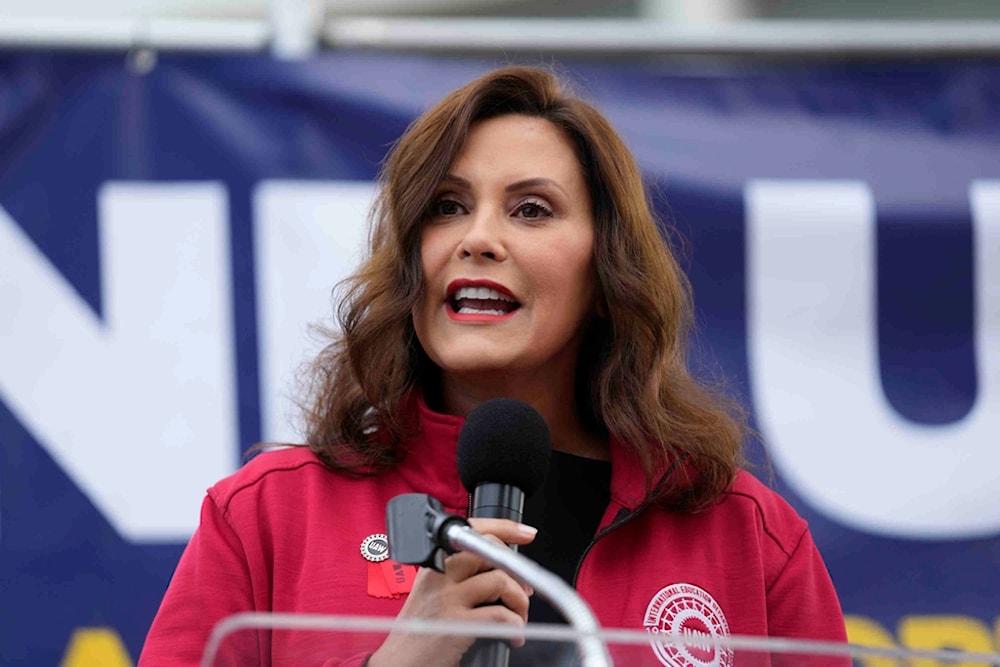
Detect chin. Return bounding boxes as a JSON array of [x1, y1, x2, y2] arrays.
[[439, 357, 512, 375], [429, 336, 517, 367]]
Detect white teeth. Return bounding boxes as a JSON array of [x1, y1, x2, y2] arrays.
[[454, 286, 514, 302], [457, 307, 508, 316]]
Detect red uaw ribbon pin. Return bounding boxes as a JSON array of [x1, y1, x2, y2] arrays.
[[362, 533, 417, 599]]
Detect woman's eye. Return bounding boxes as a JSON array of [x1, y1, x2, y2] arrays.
[[516, 201, 553, 219], [434, 199, 465, 216]]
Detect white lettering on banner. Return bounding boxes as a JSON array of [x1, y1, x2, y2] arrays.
[[746, 180, 1000, 539], [0, 183, 237, 541], [254, 180, 376, 444]]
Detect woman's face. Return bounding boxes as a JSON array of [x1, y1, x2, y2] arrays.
[[413, 114, 598, 391]]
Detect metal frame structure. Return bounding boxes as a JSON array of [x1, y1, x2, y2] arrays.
[[323, 17, 1000, 57], [3, 13, 1000, 58]]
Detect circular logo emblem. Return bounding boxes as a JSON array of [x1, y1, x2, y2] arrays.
[[643, 583, 732, 667], [360, 534, 390, 563]]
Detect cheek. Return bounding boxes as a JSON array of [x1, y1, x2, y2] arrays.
[[419, 227, 452, 269], [549, 241, 596, 295], [528, 262, 597, 325]]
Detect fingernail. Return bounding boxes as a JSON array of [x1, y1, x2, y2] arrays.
[[518, 524, 538, 538]]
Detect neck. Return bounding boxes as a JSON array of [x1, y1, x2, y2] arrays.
[[434, 372, 610, 461]]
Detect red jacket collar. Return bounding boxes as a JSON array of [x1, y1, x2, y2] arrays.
[[396, 391, 676, 514]]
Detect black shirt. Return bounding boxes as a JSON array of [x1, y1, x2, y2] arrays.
[[519, 449, 612, 625]]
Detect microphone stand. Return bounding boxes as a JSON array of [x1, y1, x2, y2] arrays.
[[387, 494, 612, 667]]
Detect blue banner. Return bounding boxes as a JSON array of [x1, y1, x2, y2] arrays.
[[1, 51, 998, 664]]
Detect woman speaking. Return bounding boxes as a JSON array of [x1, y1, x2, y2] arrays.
[[140, 65, 847, 666]]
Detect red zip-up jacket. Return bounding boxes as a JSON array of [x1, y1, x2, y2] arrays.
[[139, 396, 847, 666]]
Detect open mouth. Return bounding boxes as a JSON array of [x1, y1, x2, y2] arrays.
[[448, 286, 521, 317]]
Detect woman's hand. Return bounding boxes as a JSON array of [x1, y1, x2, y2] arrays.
[[366, 518, 538, 667]]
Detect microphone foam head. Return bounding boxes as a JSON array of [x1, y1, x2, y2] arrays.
[[457, 398, 552, 497]]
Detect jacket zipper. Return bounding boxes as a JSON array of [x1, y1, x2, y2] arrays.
[[570, 502, 648, 587], [570, 456, 686, 588], [465, 455, 686, 587], [464, 489, 647, 583]]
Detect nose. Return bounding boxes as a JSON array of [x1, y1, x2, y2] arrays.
[[458, 207, 507, 261]]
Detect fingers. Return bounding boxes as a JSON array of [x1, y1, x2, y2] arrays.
[[373, 568, 529, 666], [440, 534, 533, 597], [442, 530, 519, 577], [454, 569, 531, 649], [378, 519, 537, 666], [398, 519, 536, 623], [455, 569, 531, 622], [441, 550, 490, 582], [466, 518, 537, 547], [415, 544, 532, 617]]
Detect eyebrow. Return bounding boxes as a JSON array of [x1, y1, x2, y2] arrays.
[[439, 174, 569, 197]]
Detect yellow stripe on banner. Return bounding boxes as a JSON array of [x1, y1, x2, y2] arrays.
[[60, 628, 133, 667], [844, 615, 901, 667], [898, 616, 995, 667]]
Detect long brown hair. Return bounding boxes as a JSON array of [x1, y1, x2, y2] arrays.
[[301, 65, 747, 511]]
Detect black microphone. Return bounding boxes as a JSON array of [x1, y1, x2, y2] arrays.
[[456, 398, 551, 667]]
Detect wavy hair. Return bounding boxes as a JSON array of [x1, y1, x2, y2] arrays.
[[301, 65, 747, 511]]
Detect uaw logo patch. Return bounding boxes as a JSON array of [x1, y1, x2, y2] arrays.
[[643, 583, 733, 667]]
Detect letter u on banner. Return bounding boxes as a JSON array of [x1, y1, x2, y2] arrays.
[[745, 180, 1000, 539]]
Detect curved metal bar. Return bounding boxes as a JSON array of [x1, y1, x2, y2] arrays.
[[444, 524, 613, 667]]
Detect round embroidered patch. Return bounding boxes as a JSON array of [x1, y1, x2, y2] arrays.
[[360, 533, 390, 563], [642, 583, 733, 667]]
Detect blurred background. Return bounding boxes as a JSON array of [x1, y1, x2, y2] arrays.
[[4, 0, 1000, 56], [2, 1, 999, 665], [6, 0, 1000, 20]]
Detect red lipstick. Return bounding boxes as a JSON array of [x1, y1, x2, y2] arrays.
[[445, 279, 520, 322]]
